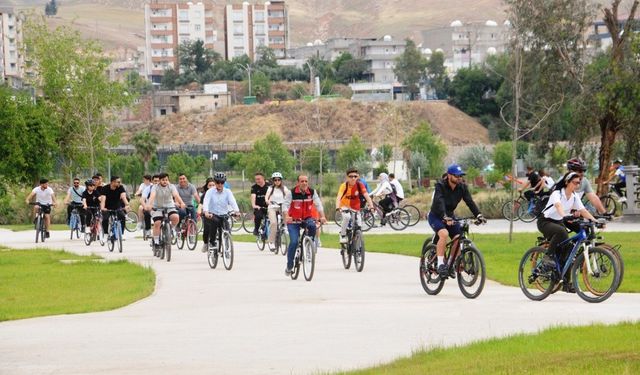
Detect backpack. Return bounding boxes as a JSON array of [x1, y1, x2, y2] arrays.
[[340, 181, 368, 207]]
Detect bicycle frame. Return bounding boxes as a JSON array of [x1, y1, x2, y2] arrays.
[[549, 220, 601, 280], [428, 218, 474, 267]]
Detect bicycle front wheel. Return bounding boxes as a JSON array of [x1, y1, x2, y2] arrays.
[[186, 220, 198, 251], [279, 230, 289, 256], [419, 241, 444, 295], [573, 247, 619, 303], [502, 200, 520, 221], [341, 243, 352, 269], [125, 211, 138, 232], [116, 224, 123, 253], [599, 243, 624, 290], [242, 211, 255, 234], [353, 230, 365, 272], [388, 208, 410, 231], [302, 236, 316, 281], [600, 195, 617, 216], [402, 204, 421, 227], [456, 244, 486, 299], [177, 224, 186, 250], [35, 216, 42, 243], [222, 231, 234, 270], [518, 246, 555, 301], [361, 210, 374, 232], [207, 244, 218, 269], [518, 202, 536, 223], [163, 223, 171, 262]]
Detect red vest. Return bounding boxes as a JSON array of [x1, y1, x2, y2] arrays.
[[288, 186, 319, 220]]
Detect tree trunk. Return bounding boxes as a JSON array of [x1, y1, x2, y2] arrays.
[[596, 114, 618, 196]]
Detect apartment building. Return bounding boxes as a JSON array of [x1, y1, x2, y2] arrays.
[[0, 6, 24, 88], [224, 1, 290, 61], [350, 36, 406, 84], [144, 1, 219, 83]]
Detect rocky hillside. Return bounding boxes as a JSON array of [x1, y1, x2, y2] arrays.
[[120, 100, 489, 147]]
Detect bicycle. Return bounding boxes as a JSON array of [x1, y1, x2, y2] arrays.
[[400, 203, 421, 227], [152, 208, 174, 262], [83, 207, 104, 246], [501, 191, 528, 221], [360, 201, 410, 231], [419, 217, 486, 299], [206, 211, 236, 270], [255, 207, 269, 251], [124, 210, 138, 233], [289, 220, 317, 281], [518, 217, 620, 303], [339, 209, 365, 272], [68, 202, 83, 240], [103, 208, 125, 253], [269, 204, 288, 256], [30, 203, 50, 243], [176, 205, 198, 251]]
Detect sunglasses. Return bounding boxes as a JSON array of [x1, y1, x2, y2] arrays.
[[214, 181, 224, 185], [273, 178, 282, 181], [348, 175, 358, 178], [571, 180, 581, 185]]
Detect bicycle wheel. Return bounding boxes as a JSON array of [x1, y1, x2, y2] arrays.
[[599, 243, 624, 290], [177, 224, 186, 250], [600, 195, 617, 216], [242, 211, 255, 234], [84, 225, 92, 246], [573, 247, 619, 303], [353, 230, 365, 272], [98, 224, 105, 246], [197, 219, 203, 234], [207, 244, 218, 269], [341, 243, 352, 269], [518, 201, 536, 223], [69, 212, 77, 239], [186, 220, 198, 251], [228, 215, 242, 232], [302, 236, 316, 281], [222, 231, 234, 270], [163, 223, 171, 262], [124, 211, 138, 232], [171, 227, 177, 245], [256, 224, 266, 251], [402, 204, 421, 227], [35, 216, 42, 243], [456, 244, 485, 299], [388, 208, 410, 231], [518, 246, 555, 301], [291, 252, 300, 280], [361, 210, 374, 232], [419, 241, 444, 295], [279, 230, 289, 256], [502, 200, 520, 221], [116, 224, 123, 253], [334, 210, 342, 226]]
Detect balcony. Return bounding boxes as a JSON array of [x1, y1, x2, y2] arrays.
[[152, 56, 175, 63], [269, 30, 285, 37], [151, 43, 174, 49], [269, 17, 285, 24], [150, 16, 172, 23], [151, 29, 174, 36]]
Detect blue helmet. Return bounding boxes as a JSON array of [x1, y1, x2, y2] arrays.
[[446, 164, 465, 176]]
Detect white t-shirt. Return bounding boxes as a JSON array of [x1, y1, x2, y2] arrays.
[[542, 176, 555, 190], [543, 189, 585, 221], [390, 179, 405, 199], [266, 186, 290, 208], [32, 187, 55, 205]]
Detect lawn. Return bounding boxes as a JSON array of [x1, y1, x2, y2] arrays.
[[0, 248, 155, 321], [338, 322, 640, 375], [0, 224, 68, 232], [235, 231, 639, 292]]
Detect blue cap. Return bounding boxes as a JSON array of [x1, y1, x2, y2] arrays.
[[447, 164, 465, 176]]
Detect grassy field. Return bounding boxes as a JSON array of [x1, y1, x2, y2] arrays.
[[0, 248, 155, 321], [339, 322, 640, 375], [235, 231, 639, 292]]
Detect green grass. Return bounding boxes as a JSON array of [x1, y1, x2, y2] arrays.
[[0, 247, 155, 321], [235, 231, 640, 292], [0, 224, 69, 232], [339, 322, 640, 375]]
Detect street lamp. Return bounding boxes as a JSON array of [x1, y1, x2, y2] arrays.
[[239, 63, 253, 96]]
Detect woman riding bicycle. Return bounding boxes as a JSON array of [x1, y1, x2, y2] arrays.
[[265, 172, 290, 248], [369, 172, 396, 225]]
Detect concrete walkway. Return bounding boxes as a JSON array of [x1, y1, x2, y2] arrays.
[[1, 228, 639, 375]]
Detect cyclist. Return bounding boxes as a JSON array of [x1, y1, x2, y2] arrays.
[[283, 175, 327, 276], [175, 173, 200, 223], [335, 168, 373, 244], [537, 171, 598, 291], [64, 177, 86, 231], [198, 177, 215, 252], [604, 159, 626, 203], [518, 166, 542, 202], [202, 172, 240, 250], [539, 169, 555, 192], [25, 178, 57, 238], [81, 179, 101, 233], [99, 175, 130, 236], [566, 157, 607, 214], [388, 173, 405, 206], [370, 172, 397, 225], [134, 175, 152, 230], [140, 175, 159, 238], [251, 172, 270, 237], [265, 172, 290, 248], [428, 164, 486, 279], [93, 173, 104, 189], [146, 172, 186, 251]]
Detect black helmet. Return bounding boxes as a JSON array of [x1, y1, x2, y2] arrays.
[[567, 157, 587, 172], [213, 172, 227, 183], [85, 179, 95, 186]]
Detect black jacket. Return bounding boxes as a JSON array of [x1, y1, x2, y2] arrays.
[[429, 178, 481, 219]]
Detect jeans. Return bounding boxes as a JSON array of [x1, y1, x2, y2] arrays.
[[286, 218, 316, 269], [178, 206, 196, 222]]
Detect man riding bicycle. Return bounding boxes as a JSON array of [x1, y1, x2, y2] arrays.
[[81, 179, 101, 232], [283, 175, 327, 276], [251, 172, 270, 237], [25, 178, 57, 238], [64, 177, 86, 231], [604, 159, 626, 203], [175, 173, 200, 223], [428, 164, 486, 279], [202, 172, 240, 250], [146, 173, 186, 251], [566, 157, 607, 214], [518, 166, 542, 202], [99, 175, 130, 235], [335, 168, 373, 244], [370, 172, 397, 225]]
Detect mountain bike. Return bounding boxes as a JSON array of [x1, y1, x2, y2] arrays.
[[340, 209, 365, 272], [153, 208, 174, 262], [207, 211, 236, 270], [83, 207, 104, 246], [68, 202, 83, 240], [518, 217, 620, 303], [176, 205, 198, 251], [290, 220, 317, 281], [103, 208, 125, 253], [30, 203, 50, 243], [419, 217, 486, 299]]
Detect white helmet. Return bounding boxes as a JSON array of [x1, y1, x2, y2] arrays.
[[271, 172, 283, 179]]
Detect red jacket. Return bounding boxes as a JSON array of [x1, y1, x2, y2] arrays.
[[288, 185, 319, 220]]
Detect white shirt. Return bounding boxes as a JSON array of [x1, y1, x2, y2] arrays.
[[390, 179, 404, 199], [371, 180, 393, 197], [266, 186, 290, 208], [543, 189, 585, 221], [542, 176, 555, 190], [32, 187, 55, 205]]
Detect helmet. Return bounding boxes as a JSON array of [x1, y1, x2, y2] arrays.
[[446, 163, 465, 176], [271, 172, 283, 179], [213, 172, 227, 183], [567, 158, 587, 172], [85, 179, 95, 186]]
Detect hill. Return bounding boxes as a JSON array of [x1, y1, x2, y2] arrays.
[[119, 100, 490, 147]]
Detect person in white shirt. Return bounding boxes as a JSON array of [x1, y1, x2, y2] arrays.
[[25, 178, 57, 237], [265, 172, 290, 248], [388, 173, 404, 203], [370, 172, 395, 224]]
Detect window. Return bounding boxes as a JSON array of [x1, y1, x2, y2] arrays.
[[214, 95, 219, 98], [255, 24, 265, 35], [200, 106, 206, 110], [179, 10, 188, 21], [254, 11, 265, 21], [234, 37, 244, 45], [194, 24, 201, 31], [234, 24, 243, 34], [179, 24, 190, 34], [233, 10, 243, 21], [160, 109, 167, 116], [194, 10, 202, 18]]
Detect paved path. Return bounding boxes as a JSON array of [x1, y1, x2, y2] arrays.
[[1, 229, 639, 375]]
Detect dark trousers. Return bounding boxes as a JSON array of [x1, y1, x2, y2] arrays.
[[102, 211, 125, 234], [379, 197, 394, 214], [537, 218, 580, 261], [144, 211, 151, 231], [84, 207, 100, 228], [206, 215, 226, 246], [613, 182, 626, 198], [253, 207, 267, 235], [202, 216, 213, 245]]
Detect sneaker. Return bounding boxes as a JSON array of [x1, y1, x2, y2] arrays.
[[437, 264, 448, 279], [339, 236, 348, 244], [285, 267, 293, 276], [45, 231, 50, 238], [562, 281, 576, 293], [201, 243, 208, 253]]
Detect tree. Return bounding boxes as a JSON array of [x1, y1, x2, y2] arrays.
[[126, 71, 152, 95], [300, 145, 332, 175], [394, 39, 427, 100], [161, 68, 179, 90], [335, 59, 368, 84], [336, 135, 368, 171], [177, 40, 220, 85], [24, 16, 133, 174], [402, 121, 447, 178], [255, 46, 278, 69], [448, 67, 500, 116], [131, 130, 159, 173], [374, 144, 393, 168], [425, 51, 448, 99], [110, 154, 144, 186], [241, 133, 296, 178], [459, 145, 492, 171], [166, 152, 197, 177], [45, 0, 58, 16], [245, 71, 271, 101]]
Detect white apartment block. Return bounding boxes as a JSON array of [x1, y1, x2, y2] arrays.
[[350, 36, 406, 84], [144, 1, 219, 83], [0, 6, 24, 88], [225, 1, 289, 61]]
